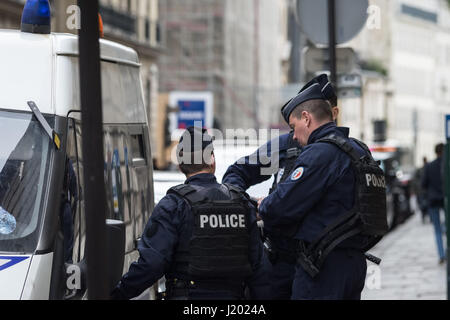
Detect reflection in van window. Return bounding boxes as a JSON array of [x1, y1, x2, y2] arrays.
[[0, 110, 52, 252], [66, 118, 86, 263]]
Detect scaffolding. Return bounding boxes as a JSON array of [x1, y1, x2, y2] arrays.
[[159, 0, 286, 132]]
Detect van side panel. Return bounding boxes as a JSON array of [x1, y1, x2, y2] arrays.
[[21, 253, 53, 300], [0, 32, 53, 114]]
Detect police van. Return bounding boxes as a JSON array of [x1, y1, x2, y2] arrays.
[[0, 2, 154, 299]]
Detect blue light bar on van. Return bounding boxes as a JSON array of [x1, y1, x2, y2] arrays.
[[21, 0, 51, 34]]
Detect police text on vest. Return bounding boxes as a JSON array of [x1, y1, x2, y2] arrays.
[[199, 214, 246, 228], [365, 174, 386, 188]]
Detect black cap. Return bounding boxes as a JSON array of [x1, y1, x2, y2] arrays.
[[176, 127, 214, 164], [281, 74, 336, 123]]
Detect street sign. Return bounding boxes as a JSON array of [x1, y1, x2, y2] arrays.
[[297, 0, 369, 45], [337, 73, 362, 99], [338, 73, 362, 88], [304, 47, 357, 74], [338, 88, 362, 99], [169, 91, 214, 140]]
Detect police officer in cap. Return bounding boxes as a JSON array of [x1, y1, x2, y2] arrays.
[[222, 74, 339, 299], [111, 126, 270, 300], [257, 75, 386, 299]]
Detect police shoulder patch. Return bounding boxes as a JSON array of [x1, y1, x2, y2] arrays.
[[290, 167, 304, 181]]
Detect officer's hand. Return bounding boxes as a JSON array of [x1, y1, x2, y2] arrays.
[[257, 197, 265, 209]]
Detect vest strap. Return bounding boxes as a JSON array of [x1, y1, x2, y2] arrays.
[[168, 184, 206, 204], [305, 210, 359, 256], [317, 134, 363, 162]]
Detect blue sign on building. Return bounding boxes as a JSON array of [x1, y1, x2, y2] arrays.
[[169, 92, 214, 138], [177, 100, 206, 129]]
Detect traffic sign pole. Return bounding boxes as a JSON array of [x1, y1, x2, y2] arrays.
[[327, 0, 339, 125], [78, 0, 109, 299], [328, 0, 337, 90]]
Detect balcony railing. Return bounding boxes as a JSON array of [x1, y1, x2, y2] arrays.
[[100, 4, 136, 35], [99, 4, 160, 48]]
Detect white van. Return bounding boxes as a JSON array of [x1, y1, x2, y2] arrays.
[[0, 28, 155, 299]]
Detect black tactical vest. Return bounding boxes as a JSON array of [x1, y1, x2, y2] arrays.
[[167, 183, 253, 281], [297, 134, 388, 278]]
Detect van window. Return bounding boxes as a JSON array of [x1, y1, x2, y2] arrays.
[[0, 110, 53, 253], [104, 126, 136, 253], [126, 127, 153, 238], [103, 125, 153, 252]]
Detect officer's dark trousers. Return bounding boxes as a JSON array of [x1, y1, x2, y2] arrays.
[[268, 260, 295, 300], [265, 235, 298, 299], [291, 248, 367, 300]]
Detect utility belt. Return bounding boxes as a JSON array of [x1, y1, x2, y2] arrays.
[[295, 240, 381, 278], [164, 278, 245, 300], [264, 226, 382, 276]]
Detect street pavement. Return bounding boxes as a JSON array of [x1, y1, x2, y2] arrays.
[[361, 211, 447, 300]]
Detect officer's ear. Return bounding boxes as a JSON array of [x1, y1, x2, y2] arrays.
[[302, 110, 312, 127], [332, 106, 339, 121], [210, 152, 216, 174]]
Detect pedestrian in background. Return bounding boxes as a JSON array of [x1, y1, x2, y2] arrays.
[[422, 143, 447, 264]]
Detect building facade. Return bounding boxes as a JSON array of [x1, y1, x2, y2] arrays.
[[158, 0, 287, 131], [0, 0, 161, 156], [344, 0, 450, 165]]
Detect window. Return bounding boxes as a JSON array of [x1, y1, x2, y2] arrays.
[[0, 110, 53, 253]]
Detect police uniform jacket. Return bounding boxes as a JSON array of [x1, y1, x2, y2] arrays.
[[112, 173, 269, 300], [223, 133, 300, 190], [223, 132, 301, 254], [259, 122, 371, 249]]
